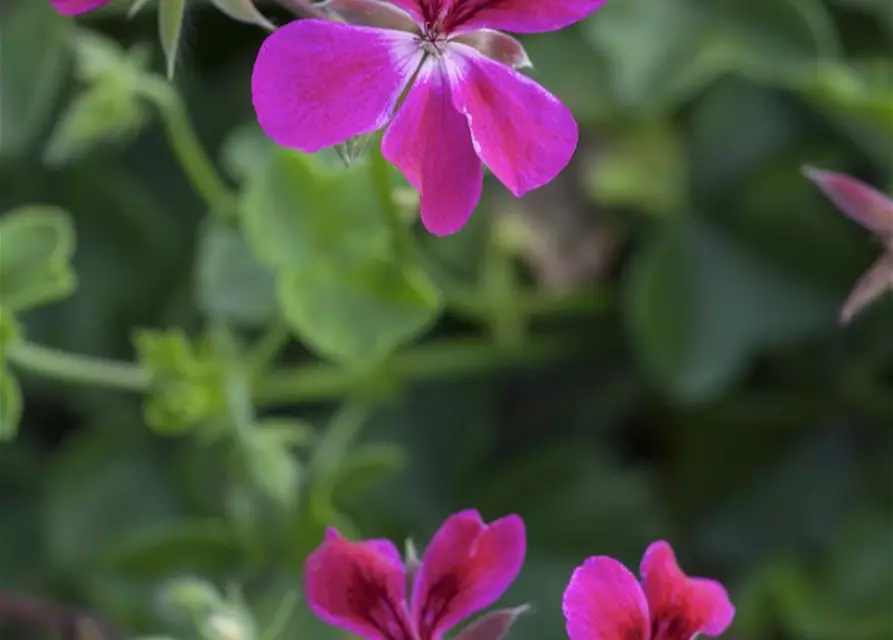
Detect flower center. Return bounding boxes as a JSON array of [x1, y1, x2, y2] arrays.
[[420, 22, 449, 56]]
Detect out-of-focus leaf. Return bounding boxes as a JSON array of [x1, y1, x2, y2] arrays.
[[239, 148, 389, 271], [587, 0, 833, 108], [157, 577, 224, 624], [239, 427, 302, 511], [41, 428, 185, 570], [98, 520, 243, 578], [72, 29, 154, 86], [0, 205, 77, 312], [220, 124, 274, 183], [626, 223, 836, 402], [624, 227, 692, 387], [698, 429, 857, 563], [278, 258, 442, 366], [128, 0, 157, 19], [586, 0, 705, 107], [587, 118, 687, 216], [159, 0, 187, 79], [195, 220, 277, 327], [209, 0, 274, 30], [44, 84, 150, 166], [255, 418, 317, 449], [0, 0, 68, 158], [334, 443, 407, 502], [689, 78, 801, 195], [0, 367, 23, 441]]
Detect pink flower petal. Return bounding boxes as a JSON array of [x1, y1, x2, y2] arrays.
[[640, 541, 735, 640], [442, 0, 607, 34], [49, 0, 111, 15], [562, 556, 650, 640], [252, 20, 423, 153], [305, 529, 415, 640], [446, 44, 578, 198], [411, 510, 526, 639], [840, 252, 893, 325], [803, 166, 893, 241], [383, 61, 483, 235]]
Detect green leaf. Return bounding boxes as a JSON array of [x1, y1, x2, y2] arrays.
[[44, 84, 150, 166], [99, 520, 243, 578], [72, 29, 154, 86], [41, 428, 185, 570], [585, 118, 688, 216], [0, 0, 68, 158], [0, 367, 23, 442], [195, 220, 277, 327], [0, 205, 77, 312], [278, 258, 442, 366], [158, 0, 187, 80], [240, 148, 390, 271], [586, 0, 706, 107], [334, 443, 408, 501], [624, 227, 692, 386], [157, 577, 225, 624], [239, 427, 302, 511], [625, 223, 837, 402], [128, 0, 157, 19], [208, 0, 274, 30]]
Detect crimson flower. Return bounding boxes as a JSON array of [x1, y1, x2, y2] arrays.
[[562, 541, 735, 640], [49, 0, 111, 15], [252, 0, 605, 235], [304, 510, 526, 640]]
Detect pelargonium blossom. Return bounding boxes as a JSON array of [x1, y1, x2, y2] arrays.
[[49, 0, 111, 15], [252, 0, 606, 235], [562, 540, 735, 640], [304, 509, 526, 640]]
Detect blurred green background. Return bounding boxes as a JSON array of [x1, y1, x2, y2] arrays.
[[1, 0, 892, 638]]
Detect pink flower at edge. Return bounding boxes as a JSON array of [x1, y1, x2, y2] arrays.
[[562, 540, 735, 640], [50, 0, 112, 16], [252, 0, 607, 236], [304, 509, 526, 640], [803, 166, 893, 324]]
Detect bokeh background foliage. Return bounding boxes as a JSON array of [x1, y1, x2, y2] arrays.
[[1, 0, 891, 638]]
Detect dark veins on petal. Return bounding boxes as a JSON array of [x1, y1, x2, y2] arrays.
[[420, 0, 508, 33], [651, 614, 694, 640], [416, 573, 461, 640], [348, 565, 415, 640]]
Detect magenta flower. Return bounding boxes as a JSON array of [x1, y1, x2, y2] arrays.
[[304, 509, 526, 640], [252, 0, 605, 235], [49, 0, 111, 15], [562, 541, 735, 640]]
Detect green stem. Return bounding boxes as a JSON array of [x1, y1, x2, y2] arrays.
[[7, 342, 151, 392], [482, 223, 526, 347], [247, 321, 291, 378], [254, 335, 581, 405], [447, 286, 613, 322], [308, 401, 373, 525], [370, 139, 414, 258], [144, 82, 235, 219]]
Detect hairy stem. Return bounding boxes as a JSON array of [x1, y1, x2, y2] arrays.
[[144, 82, 235, 219], [7, 342, 151, 392]]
